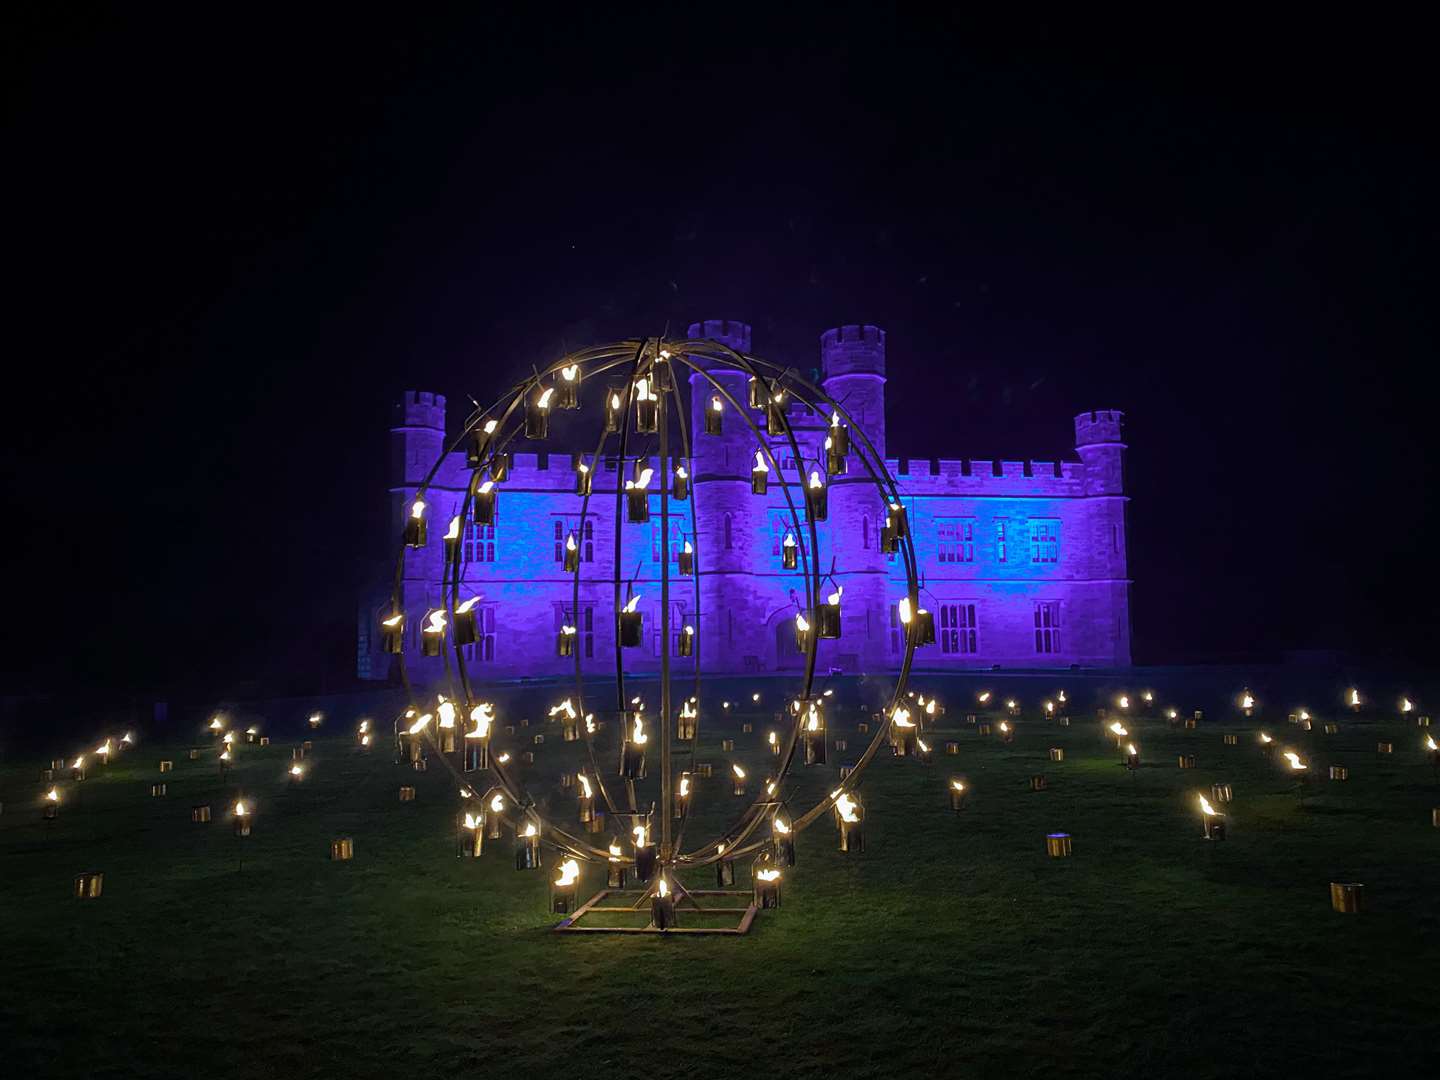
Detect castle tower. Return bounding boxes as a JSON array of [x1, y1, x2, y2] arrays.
[[391, 391, 447, 617], [686, 321, 764, 669], [822, 326, 890, 670], [1074, 409, 1131, 664]]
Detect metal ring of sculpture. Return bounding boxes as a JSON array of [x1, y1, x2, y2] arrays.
[[382, 335, 928, 913]]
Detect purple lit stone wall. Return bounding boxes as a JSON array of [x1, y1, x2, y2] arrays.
[[363, 322, 1131, 681]]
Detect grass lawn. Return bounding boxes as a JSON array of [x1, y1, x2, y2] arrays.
[[2, 681, 1437, 1079]]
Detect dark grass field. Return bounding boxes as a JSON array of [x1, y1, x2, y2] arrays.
[[3, 679, 1438, 1079]]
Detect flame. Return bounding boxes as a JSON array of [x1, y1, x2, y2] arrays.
[[998, 722, 1010, 734], [209, 717, 224, 731], [710, 395, 723, 412], [1142, 692, 1154, 702], [826, 585, 843, 606], [577, 773, 593, 798], [656, 876, 670, 898], [497, 752, 511, 763], [1126, 743, 1137, 756], [222, 732, 236, 745], [522, 821, 538, 838], [234, 800, 249, 816], [630, 715, 647, 745], [554, 859, 579, 887], [410, 497, 426, 520], [917, 737, 931, 753], [773, 815, 791, 834], [683, 625, 694, 637], [490, 794, 505, 812], [1401, 697, 1415, 713], [752, 693, 761, 702], [96, 739, 112, 757], [635, 375, 655, 401], [768, 730, 778, 745], [577, 460, 590, 474], [783, 532, 796, 551], [757, 868, 781, 883], [561, 624, 576, 635], [1005, 700, 1016, 710], [220, 749, 232, 762], [584, 713, 596, 734], [897, 597, 913, 624], [424, 610, 447, 634], [1259, 732, 1273, 744], [549, 699, 578, 720], [1426, 735, 1438, 752], [676, 465, 689, 480], [460, 786, 472, 798], [561, 363, 579, 382], [1118, 695, 1131, 709], [72, 755, 85, 769], [753, 451, 769, 472], [45, 787, 59, 802], [1198, 794, 1220, 817], [121, 732, 134, 745], [445, 516, 460, 540], [1166, 708, 1178, 720], [623, 594, 641, 614], [467, 703, 494, 738], [978, 692, 991, 704], [1109, 722, 1127, 737], [1240, 691, 1255, 709], [1348, 688, 1361, 706], [463, 812, 480, 829], [609, 391, 622, 410], [679, 776, 690, 798], [806, 707, 821, 732], [382, 613, 403, 629], [361, 734, 373, 746], [483, 420, 498, 435], [437, 699, 457, 728], [246, 726, 259, 736], [925, 700, 937, 716], [1282, 751, 1307, 771], [1044, 701, 1054, 713], [632, 823, 649, 847], [1298, 710, 1310, 721], [626, 468, 654, 491], [408, 713, 432, 735], [831, 410, 842, 426], [795, 612, 810, 633], [478, 479, 495, 496], [949, 779, 966, 792], [892, 707, 915, 729], [1058, 690, 1067, 703], [808, 470, 823, 490], [834, 792, 861, 822], [536, 387, 554, 409], [608, 841, 623, 860], [289, 763, 303, 778], [732, 764, 746, 779], [683, 540, 693, 554]]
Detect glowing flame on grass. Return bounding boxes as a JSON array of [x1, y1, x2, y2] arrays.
[[45, 787, 59, 803], [656, 876, 670, 898], [1401, 698, 1415, 714], [977, 691, 991, 704], [209, 716, 224, 731], [1240, 690, 1255, 710], [949, 779, 966, 793], [554, 859, 579, 887], [1118, 695, 1131, 710], [233, 800, 249, 817], [756, 868, 782, 883], [998, 722, 1010, 735], [96, 739, 112, 759], [289, 763, 304, 779], [577, 774, 593, 798], [361, 734, 372, 747], [1198, 794, 1221, 817], [1283, 751, 1307, 771], [72, 755, 85, 770], [1109, 722, 1128, 738], [220, 749, 233, 762], [731, 764, 746, 779], [1259, 732, 1273, 745], [752, 693, 761, 703], [1126, 743, 1137, 757], [1424, 734, 1438, 752], [121, 732, 134, 745]]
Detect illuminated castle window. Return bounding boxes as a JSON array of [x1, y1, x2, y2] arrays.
[[559, 605, 594, 658], [940, 603, 978, 654], [652, 520, 685, 563], [464, 605, 497, 661], [553, 518, 594, 562], [1033, 601, 1061, 654], [995, 519, 1008, 563], [464, 518, 496, 564], [1030, 519, 1060, 564], [938, 518, 975, 563]]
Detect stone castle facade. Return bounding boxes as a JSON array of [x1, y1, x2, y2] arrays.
[[359, 320, 1130, 681]]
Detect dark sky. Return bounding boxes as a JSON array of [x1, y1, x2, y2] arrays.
[[4, 7, 1433, 700]]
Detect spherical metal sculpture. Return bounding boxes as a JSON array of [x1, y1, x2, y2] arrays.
[[383, 334, 927, 931]]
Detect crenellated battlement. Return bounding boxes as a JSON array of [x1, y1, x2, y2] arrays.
[[821, 324, 886, 378], [395, 390, 447, 431], [885, 457, 1085, 497], [686, 319, 752, 354], [1074, 409, 1124, 447]]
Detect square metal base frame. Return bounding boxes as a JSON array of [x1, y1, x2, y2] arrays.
[[554, 888, 758, 934]]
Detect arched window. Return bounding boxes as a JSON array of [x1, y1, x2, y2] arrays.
[[724, 512, 733, 550], [862, 514, 870, 550]]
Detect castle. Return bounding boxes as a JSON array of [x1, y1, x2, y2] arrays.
[[359, 320, 1131, 681]]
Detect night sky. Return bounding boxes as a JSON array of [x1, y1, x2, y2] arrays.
[[4, 8, 1433, 702]]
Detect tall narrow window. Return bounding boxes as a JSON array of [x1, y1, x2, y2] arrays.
[[862, 514, 870, 550], [1112, 523, 1119, 554], [1030, 519, 1060, 564], [888, 604, 904, 655], [995, 519, 1008, 563], [652, 520, 684, 563], [940, 603, 978, 654], [724, 512, 734, 551], [465, 606, 497, 661], [1033, 601, 1061, 654]]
